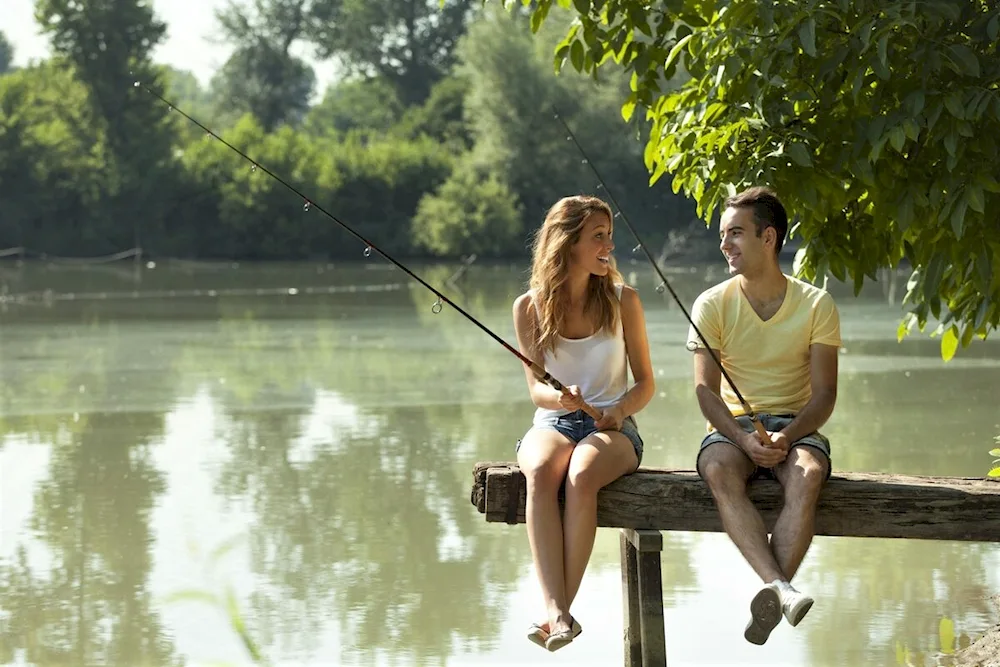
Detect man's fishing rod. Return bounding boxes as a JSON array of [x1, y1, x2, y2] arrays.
[[552, 109, 775, 446], [130, 77, 602, 421]]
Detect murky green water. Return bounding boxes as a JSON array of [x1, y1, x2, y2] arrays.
[[2, 260, 998, 666]]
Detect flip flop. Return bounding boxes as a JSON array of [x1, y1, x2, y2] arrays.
[[545, 617, 582, 652]]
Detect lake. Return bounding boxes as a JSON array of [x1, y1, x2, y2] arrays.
[[1, 259, 998, 666]]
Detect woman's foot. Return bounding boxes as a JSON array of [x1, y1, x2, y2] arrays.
[[526, 621, 550, 648], [544, 615, 582, 652]]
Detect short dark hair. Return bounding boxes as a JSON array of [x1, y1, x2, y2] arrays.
[[724, 186, 788, 255]]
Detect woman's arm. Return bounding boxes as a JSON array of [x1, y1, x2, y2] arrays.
[[596, 286, 655, 428], [512, 292, 572, 411]]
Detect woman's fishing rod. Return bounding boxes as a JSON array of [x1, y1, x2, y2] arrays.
[[552, 109, 775, 446], [130, 77, 603, 421]]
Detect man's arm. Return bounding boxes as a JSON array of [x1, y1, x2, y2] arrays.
[[779, 343, 838, 443], [694, 349, 751, 445]]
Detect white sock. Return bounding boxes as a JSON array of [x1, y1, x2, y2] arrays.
[[770, 580, 795, 594]]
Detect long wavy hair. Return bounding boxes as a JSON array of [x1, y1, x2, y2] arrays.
[[529, 195, 624, 353]]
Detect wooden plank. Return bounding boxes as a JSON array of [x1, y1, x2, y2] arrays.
[[620, 531, 642, 667], [472, 463, 1000, 542]]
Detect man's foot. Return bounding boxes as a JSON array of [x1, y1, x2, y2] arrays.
[[777, 584, 814, 627], [744, 583, 782, 645]]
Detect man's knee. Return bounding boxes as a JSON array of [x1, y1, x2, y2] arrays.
[[782, 446, 828, 499], [698, 443, 752, 496]]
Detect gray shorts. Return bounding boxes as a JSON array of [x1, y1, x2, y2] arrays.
[[696, 413, 831, 480]]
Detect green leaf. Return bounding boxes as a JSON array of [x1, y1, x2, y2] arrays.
[[951, 197, 968, 238], [947, 44, 979, 77], [621, 96, 636, 122], [664, 33, 693, 75], [989, 448, 1000, 457], [890, 126, 905, 152], [941, 325, 959, 361], [967, 184, 985, 214], [989, 14, 999, 41], [572, 0, 591, 14], [923, 255, 946, 301], [787, 142, 812, 167], [974, 296, 990, 330], [976, 247, 993, 293], [945, 93, 965, 119], [570, 39, 585, 71], [944, 131, 958, 157], [940, 617, 956, 654], [799, 17, 817, 57], [877, 34, 888, 68], [989, 467, 1000, 478]]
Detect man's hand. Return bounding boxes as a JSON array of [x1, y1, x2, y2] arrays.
[[739, 431, 788, 468], [766, 430, 791, 453]]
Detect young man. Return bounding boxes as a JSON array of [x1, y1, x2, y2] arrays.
[[686, 186, 841, 645]]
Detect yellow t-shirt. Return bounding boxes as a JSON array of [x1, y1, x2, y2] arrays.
[[686, 275, 841, 418]]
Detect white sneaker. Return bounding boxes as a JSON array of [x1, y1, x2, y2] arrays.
[[744, 583, 782, 645], [777, 584, 814, 627]]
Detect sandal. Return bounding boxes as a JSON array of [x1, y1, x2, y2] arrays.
[[544, 617, 582, 652]]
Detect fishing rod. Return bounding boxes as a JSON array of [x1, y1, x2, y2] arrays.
[[130, 77, 603, 421], [552, 109, 775, 447]]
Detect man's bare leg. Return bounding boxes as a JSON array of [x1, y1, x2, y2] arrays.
[[766, 446, 829, 626], [698, 442, 786, 644], [698, 443, 786, 583]]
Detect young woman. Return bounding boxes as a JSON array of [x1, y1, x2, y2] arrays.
[[512, 195, 655, 652]]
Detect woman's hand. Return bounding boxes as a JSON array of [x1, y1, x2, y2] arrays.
[[595, 404, 625, 431], [558, 385, 586, 412]]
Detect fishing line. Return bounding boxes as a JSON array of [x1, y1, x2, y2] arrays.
[[130, 77, 603, 421], [553, 108, 775, 445]]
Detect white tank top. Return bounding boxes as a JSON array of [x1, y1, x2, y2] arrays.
[[533, 283, 628, 424]]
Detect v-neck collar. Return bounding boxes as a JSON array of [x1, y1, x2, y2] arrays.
[[738, 276, 789, 324]]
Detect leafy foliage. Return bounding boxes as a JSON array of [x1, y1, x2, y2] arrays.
[[309, 0, 476, 105], [498, 0, 1000, 358], [0, 31, 13, 74], [412, 157, 522, 256], [212, 0, 316, 130]]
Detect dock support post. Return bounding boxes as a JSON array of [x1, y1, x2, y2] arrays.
[[620, 528, 666, 667]]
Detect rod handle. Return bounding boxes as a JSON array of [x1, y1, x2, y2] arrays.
[[750, 416, 774, 447]]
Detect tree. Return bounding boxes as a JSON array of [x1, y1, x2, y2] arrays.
[[212, 0, 316, 130], [412, 157, 522, 257], [309, 0, 476, 105], [303, 76, 404, 137], [35, 0, 177, 252], [499, 0, 1000, 359], [0, 31, 13, 75], [455, 5, 697, 251], [0, 64, 118, 254]]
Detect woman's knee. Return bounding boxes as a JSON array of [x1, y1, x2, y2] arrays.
[[519, 442, 572, 493]]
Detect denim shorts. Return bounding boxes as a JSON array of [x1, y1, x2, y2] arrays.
[[696, 413, 831, 480], [516, 409, 644, 467]]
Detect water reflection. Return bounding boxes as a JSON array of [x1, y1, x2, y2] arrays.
[[0, 411, 179, 666], [1, 262, 998, 666]]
